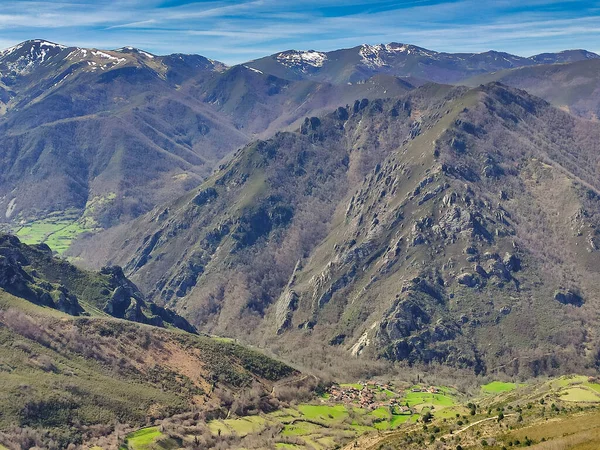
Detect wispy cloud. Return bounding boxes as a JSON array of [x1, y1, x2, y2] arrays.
[[0, 0, 597, 63]]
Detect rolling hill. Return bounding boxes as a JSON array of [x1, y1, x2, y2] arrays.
[[0, 233, 298, 449]]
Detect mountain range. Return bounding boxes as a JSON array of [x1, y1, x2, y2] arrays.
[[1, 40, 598, 246], [3, 39, 600, 375], [3, 36, 600, 448]]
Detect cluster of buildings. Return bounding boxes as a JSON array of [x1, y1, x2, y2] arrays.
[[411, 386, 442, 394], [327, 382, 414, 412]]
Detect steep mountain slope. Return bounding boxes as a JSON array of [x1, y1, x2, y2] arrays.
[[94, 83, 600, 378], [0, 40, 420, 255], [87, 83, 459, 324], [274, 83, 600, 377], [464, 59, 600, 120], [182, 65, 418, 136], [246, 43, 599, 84], [0, 40, 248, 234]]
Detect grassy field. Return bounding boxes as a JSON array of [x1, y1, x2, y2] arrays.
[[15, 210, 94, 254], [196, 385, 460, 449], [481, 381, 518, 394], [403, 391, 455, 408], [561, 387, 600, 402], [12, 195, 119, 254], [120, 427, 162, 450]]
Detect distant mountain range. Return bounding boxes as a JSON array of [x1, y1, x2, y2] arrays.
[[246, 43, 599, 84], [0, 40, 415, 233]]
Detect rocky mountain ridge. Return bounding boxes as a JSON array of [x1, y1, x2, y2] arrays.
[[246, 43, 599, 84], [83, 82, 600, 377]]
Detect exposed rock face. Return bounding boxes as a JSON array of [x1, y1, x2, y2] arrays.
[[275, 260, 302, 334], [0, 234, 195, 332], [100, 265, 196, 332], [0, 235, 83, 315], [457, 273, 478, 288], [554, 289, 584, 307]]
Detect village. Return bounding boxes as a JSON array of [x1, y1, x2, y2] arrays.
[[326, 381, 442, 413]]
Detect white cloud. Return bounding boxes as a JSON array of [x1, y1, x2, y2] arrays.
[[0, 0, 597, 63]]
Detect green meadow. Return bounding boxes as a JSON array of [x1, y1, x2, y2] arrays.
[[481, 381, 519, 394], [15, 210, 94, 254]]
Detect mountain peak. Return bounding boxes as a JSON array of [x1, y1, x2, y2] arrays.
[[358, 42, 437, 68], [0, 39, 68, 76], [114, 46, 156, 59], [0, 39, 67, 57], [275, 49, 328, 70]]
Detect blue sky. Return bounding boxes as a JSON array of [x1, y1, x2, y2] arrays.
[[0, 0, 598, 64]]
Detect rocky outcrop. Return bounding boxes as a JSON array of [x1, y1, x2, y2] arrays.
[[101, 265, 196, 332], [0, 235, 83, 315], [554, 289, 584, 307], [0, 234, 195, 332]]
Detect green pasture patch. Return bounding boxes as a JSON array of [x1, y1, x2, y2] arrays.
[[297, 404, 348, 422], [434, 406, 470, 419], [390, 414, 412, 428], [222, 416, 268, 436], [208, 420, 231, 436], [561, 387, 600, 403], [281, 421, 325, 436], [269, 408, 301, 422], [351, 423, 376, 434], [551, 375, 588, 389], [403, 391, 455, 407], [381, 388, 396, 398], [124, 427, 162, 450], [15, 214, 94, 254], [585, 382, 600, 394], [316, 436, 337, 448], [482, 381, 518, 394], [340, 383, 364, 390], [370, 407, 391, 420]]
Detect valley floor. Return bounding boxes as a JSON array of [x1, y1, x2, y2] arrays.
[[118, 375, 600, 450]]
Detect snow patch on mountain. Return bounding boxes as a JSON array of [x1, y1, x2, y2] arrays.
[[359, 43, 438, 68], [116, 47, 156, 59], [276, 50, 327, 71], [0, 40, 67, 76], [244, 65, 263, 74]]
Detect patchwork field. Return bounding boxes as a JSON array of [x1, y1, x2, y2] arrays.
[[120, 427, 163, 450], [118, 383, 460, 449], [111, 375, 600, 449], [14, 210, 95, 254]]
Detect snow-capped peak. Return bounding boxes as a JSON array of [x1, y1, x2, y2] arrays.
[[0, 39, 66, 58], [276, 50, 327, 71], [0, 40, 68, 76], [359, 43, 437, 68]]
